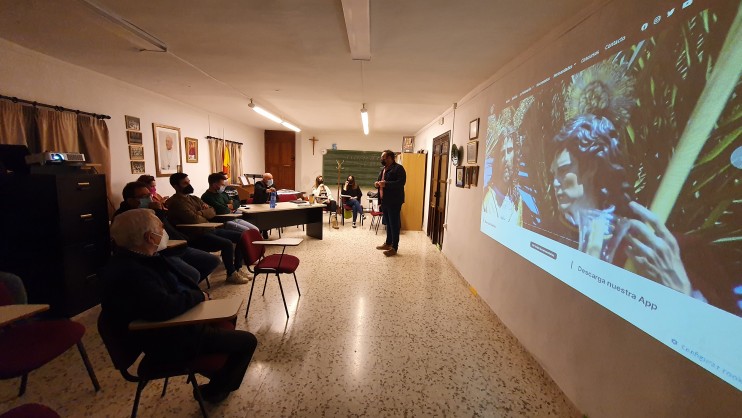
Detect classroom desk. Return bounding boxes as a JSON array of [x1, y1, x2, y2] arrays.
[[239, 202, 326, 239], [129, 298, 243, 330], [166, 239, 188, 250], [212, 213, 243, 222], [0, 304, 49, 327], [176, 222, 223, 231]]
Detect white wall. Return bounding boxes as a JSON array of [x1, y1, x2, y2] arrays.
[[295, 131, 406, 194], [413, 20, 742, 418], [0, 39, 264, 204]]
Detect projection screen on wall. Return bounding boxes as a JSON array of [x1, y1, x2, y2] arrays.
[[480, 0, 742, 391]]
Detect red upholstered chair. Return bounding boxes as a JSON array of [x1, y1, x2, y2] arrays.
[[340, 195, 365, 227], [368, 198, 383, 234], [0, 274, 100, 397], [0, 404, 60, 418], [240, 229, 301, 319], [97, 312, 232, 418]]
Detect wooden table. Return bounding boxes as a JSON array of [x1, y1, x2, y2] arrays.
[[254, 237, 304, 246], [239, 202, 326, 239], [165, 239, 188, 250], [0, 304, 49, 327], [129, 298, 244, 330]]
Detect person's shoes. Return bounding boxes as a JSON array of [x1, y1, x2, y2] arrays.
[[226, 272, 249, 284], [194, 384, 230, 404], [376, 243, 392, 250], [383, 248, 397, 257], [352, 222, 356, 228], [331, 216, 339, 229], [236, 269, 253, 281]]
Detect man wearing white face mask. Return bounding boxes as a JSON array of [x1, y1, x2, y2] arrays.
[[202, 172, 259, 233], [103, 209, 258, 404], [253, 172, 276, 204]]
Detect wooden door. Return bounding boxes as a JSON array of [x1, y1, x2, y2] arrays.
[[397, 153, 427, 231], [264, 130, 295, 190], [426, 132, 450, 247]]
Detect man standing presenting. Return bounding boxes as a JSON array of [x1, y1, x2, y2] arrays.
[[375, 150, 406, 257]]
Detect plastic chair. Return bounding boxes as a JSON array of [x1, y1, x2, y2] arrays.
[[97, 312, 231, 418], [0, 273, 100, 397], [0, 404, 60, 418], [240, 230, 301, 319]]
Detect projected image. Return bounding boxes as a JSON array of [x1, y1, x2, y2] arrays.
[[482, 3, 741, 317]]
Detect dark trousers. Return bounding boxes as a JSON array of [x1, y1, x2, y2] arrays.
[[199, 328, 258, 394], [382, 204, 402, 250], [181, 247, 220, 282], [345, 199, 362, 222], [190, 231, 243, 275]]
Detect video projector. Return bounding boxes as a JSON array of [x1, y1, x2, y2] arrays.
[[25, 152, 86, 166]]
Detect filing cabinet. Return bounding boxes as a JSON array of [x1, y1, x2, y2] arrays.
[[0, 171, 110, 317]]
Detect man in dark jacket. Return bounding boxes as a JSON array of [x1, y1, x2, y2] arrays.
[[113, 181, 219, 285], [375, 150, 406, 256], [102, 209, 257, 403], [252, 172, 276, 204]]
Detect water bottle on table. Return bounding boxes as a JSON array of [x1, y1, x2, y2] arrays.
[[270, 191, 277, 208]]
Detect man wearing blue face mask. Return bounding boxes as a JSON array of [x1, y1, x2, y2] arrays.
[[202, 172, 259, 233], [113, 181, 220, 285]]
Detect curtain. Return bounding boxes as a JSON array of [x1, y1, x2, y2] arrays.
[[33, 108, 78, 153], [78, 115, 114, 214], [0, 101, 33, 145], [227, 141, 243, 183], [208, 138, 224, 174]]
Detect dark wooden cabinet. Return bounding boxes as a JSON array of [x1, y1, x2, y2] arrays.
[[0, 170, 110, 317]]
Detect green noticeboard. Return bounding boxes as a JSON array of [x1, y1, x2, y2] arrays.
[[322, 150, 381, 192]]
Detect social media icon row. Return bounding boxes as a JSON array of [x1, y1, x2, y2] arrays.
[[641, 0, 692, 31]]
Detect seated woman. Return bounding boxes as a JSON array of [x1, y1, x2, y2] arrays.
[[342, 175, 365, 228], [137, 174, 168, 206], [312, 175, 338, 212]]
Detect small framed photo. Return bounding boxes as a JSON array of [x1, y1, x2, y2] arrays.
[[470, 166, 479, 187], [152, 123, 182, 177], [127, 130, 143, 144], [456, 166, 466, 188], [402, 136, 415, 153], [467, 140, 478, 164], [125, 115, 140, 131], [185, 137, 198, 163], [129, 145, 144, 160], [469, 118, 480, 139], [130, 161, 146, 174]]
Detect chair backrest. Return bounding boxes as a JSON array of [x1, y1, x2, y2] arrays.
[[0, 272, 27, 305], [239, 229, 266, 266], [277, 193, 294, 203], [97, 312, 143, 374]]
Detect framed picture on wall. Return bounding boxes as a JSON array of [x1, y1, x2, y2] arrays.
[[185, 137, 198, 163], [469, 118, 479, 139], [131, 161, 146, 174], [152, 123, 182, 177], [402, 136, 415, 153], [126, 130, 142, 144], [128, 145, 144, 160], [125, 115, 140, 131], [455, 166, 466, 187], [470, 166, 479, 187], [467, 140, 478, 164]]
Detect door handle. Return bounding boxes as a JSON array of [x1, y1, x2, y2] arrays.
[[80, 213, 94, 221], [77, 182, 91, 190]]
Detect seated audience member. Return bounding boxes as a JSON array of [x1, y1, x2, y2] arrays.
[[342, 175, 365, 228], [167, 173, 250, 284], [102, 209, 258, 403], [312, 175, 337, 212], [137, 174, 168, 206], [113, 181, 219, 285], [253, 172, 276, 204], [201, 172, 259, 233]]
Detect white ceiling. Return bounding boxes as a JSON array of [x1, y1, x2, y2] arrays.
[[0, 0, 593, 134]]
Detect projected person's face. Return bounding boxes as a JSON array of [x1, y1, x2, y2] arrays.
[[500, 135, 514, 184], [551, 148, 585, 218]]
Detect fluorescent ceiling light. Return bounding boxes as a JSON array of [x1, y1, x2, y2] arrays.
[[249, 101, 283, 124], [341, 0, 371, 60], [361, 104, 369, 135], [281, 121, 301, 132], [77, 0, 167, 52]]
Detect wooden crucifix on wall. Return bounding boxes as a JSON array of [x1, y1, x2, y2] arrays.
[[309, 136, 319, 155]]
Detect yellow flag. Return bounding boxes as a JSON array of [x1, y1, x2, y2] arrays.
[[222, 145, 230, 177]]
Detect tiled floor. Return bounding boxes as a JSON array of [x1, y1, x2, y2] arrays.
[[0, 223, 580, 417]]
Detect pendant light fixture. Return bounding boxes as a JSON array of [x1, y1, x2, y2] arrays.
[[361, 103, 369, 135]]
